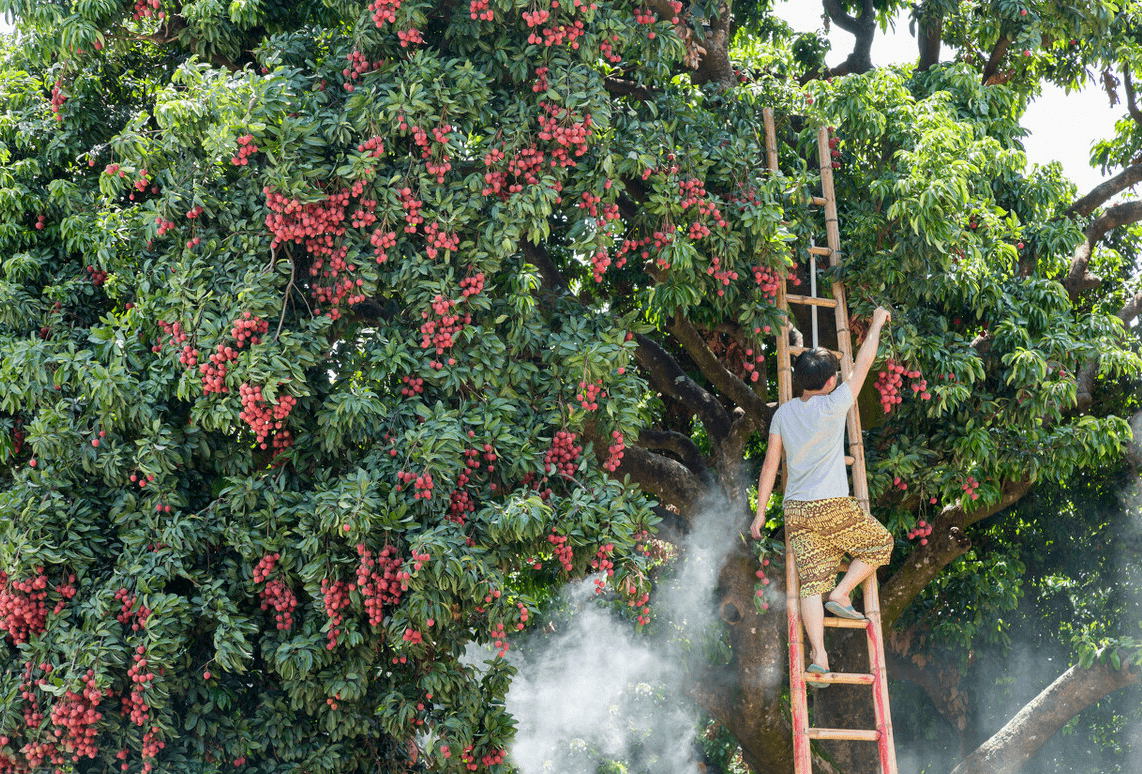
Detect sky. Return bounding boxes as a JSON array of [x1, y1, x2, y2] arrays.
[[776, 3, 1123, 197]]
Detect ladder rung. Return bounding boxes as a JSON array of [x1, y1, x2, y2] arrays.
[[808, 728, 881, 742], [807, 246, 832, 256], [806, 671, 876, 685], [810, 196, 827, 206], [786, 294, 838, 309], [789, 345, 844, 359], [844, 455, 854, 465], [822, 616, 869, 630]]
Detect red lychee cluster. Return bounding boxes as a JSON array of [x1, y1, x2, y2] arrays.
[[548, 532, 574, 571], [396, 27, 423, 47], [827, 131, 841, 169], [0, 568, 49, 644], [532, 65, 548, 93], [874, 360, 930, 414], [962, 475, 980, 501], [132, 0, 164, 20], [369, 0, 400, 25], [185, 205, 204, 219], [892, 475, 908, 492], [907, 519, 932, 545], [591, 543, 615, 593], [397, 469, 435, 500], [599, 33, 623, 63], [603, 430, 625, 472], [423, 221, 460, 259], [459, 271, 485, 299], [370, 228, 397, 263], [355, 544, 407, 626], [154, 215, 176, 235], [544, 430, 582, 478], [238, 383, 296, 454], [123, 646, 156, 726], [52, 573, 76, 615], [459, 744, 505, 772], [230, 134, 258, 166], [705, 256, 739, 296], [754, 556, 772, 611], [344, 50, 385, 86], [253, 554, 298, 630], [153, 319, 188, 355], [400, 374, 424, 396], [537, 102, 592, 166], [49, 80, 66, 121], [575, 379, 606, 411], [48, 669, 103, 762], [751, 265, 790, 300], [114, 587, 152, 631], [626, 583, 652, 625], [196, 312, 269, 394], [398, 186, 424, 233], [85, 264, 107, 286], [320, 578, 353, 649], [488, 621, 509, 658], [634, 7, 655, 24], [420, 294, 471, 362]]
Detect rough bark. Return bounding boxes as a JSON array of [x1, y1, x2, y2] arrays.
[[981, 36, 1011, 85], [612, 443, 704, 513], [916, 13, 943, 72], [634, 332, 734, 442], [949, 657, 1141, 774], [823, 0, 876, 77], [689, 2, 735, 88], [1064, 200, 1142, 300]]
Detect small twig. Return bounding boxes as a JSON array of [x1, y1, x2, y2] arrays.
[[275, 246, 294, 341]]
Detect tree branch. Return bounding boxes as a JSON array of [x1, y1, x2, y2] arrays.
[[1076, 286, 1142, 410], [602, 76, 655, 102], [949, 656, 1141, 774], [689, 3, 735, 88], [1123, 65, 1142, 128], [822, 0, 876, 76], [1065, 163, 1142, 220], [879, 478, 1033, 628], [613, 443, 704, 513], [637, 428, 711, 479], [981, 36, 1011, 85], [1064, 199, 1142, 300], [633, 332, 734, 442], [521, 239, 569, 294], [666, 311, 773, 435]]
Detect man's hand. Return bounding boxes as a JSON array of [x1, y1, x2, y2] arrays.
[[871, 307, 891, 329], [749, 513, 764, 540]]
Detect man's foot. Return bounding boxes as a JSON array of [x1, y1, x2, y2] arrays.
[[806, 663, 831, 688], [824, 599, 867, 620]]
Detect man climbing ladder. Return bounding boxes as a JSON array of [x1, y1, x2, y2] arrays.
[[749, 309, 892, 677]]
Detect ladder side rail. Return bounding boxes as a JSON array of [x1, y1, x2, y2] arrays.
[[861, 576, 899, 774], [764, 107, 779, 174], [786, 539, 813, 772]]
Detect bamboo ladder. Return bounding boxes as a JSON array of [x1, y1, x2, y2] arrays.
[[761, 109, 899, 774]]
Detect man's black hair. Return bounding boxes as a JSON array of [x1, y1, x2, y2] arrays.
[[793, 348, 840, 392]]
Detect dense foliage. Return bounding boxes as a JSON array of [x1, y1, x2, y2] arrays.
[[2, 0, 1141, 773]]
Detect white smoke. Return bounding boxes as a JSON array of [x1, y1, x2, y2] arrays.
[[506, 495, 748, 773]]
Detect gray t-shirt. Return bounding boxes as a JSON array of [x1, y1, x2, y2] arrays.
[[771, 382, 853, 502]]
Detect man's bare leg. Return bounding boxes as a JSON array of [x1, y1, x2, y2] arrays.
[[827, 558, 877, 611], [801, 593, 828, 671]]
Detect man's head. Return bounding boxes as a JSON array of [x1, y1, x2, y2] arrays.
[[794, 348, 840, 393]]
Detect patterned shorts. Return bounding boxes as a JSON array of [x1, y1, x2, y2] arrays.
[[786, 497, 893, 598]]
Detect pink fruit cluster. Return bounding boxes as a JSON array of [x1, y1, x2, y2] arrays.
[[132, 0, 163, 19], [253, 554, 298, 630], [400, 374, 424, 396], [706, 256, 739, 296], [626, 583, 652, 625], [459, 271, 485, 299], [123, 647, 156, 726], [874, 359, 930, 413], [370, 227, 397, 263], [355, 544, 407, 626], [230, 134, 257, 166], [470, 0, 494, 20], [198, 313, 268, 394], [420, 294, 471, 363], [113, 587, 151, 631], [537, 102, 593, 166], [751, 265, 790, 300], [591, 543, 615, 593], [575, 379, 605, 410], [603, 430, 625, 472], [238, 383, 296, 453], [754, 556, 772, 611], [907, 519, 932, 545], [488, 621, 509, 657], [49, 80, 66, 120], [827, 132, 841, 170], [48, 669, 103, 762], [396, 469, 434, 500], [544, 430, 582, 478], [962, 475, 980, 501], [85, 265, 107, 286], [368, 0, 400, 25], [423, 221, 459, 258], [532, 65, 548, 93], [460, 744, 505, 772], [0, 569, 49, 644], [320, 579, 353, 649], [548, 532, 574, 571], [344, 50, 384, 86]]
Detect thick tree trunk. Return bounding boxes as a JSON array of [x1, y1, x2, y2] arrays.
[[949, 658, 1140, 774]]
